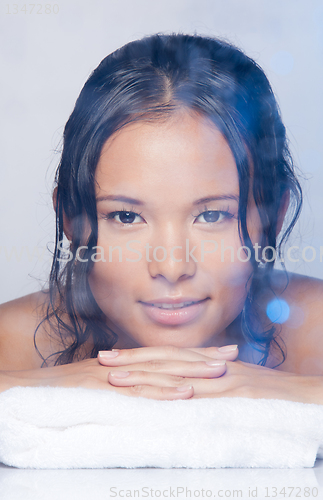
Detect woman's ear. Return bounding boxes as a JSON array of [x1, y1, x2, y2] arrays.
[[52, 186, 73, 240], [276, 190, 290, 236]]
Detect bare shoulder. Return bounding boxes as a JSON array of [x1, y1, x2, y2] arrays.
[[266, 270, 323, 374], [274, 270, 323, 300], [0, 291, 49, 370]]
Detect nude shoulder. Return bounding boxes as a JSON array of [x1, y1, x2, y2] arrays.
[[265, 270, 323, 374], [0, 291, 49, 332], [0, 291, 50, 370], [273, 269, 323, 299]]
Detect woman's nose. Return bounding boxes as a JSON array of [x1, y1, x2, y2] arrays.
[[147, 237, 197, 283]]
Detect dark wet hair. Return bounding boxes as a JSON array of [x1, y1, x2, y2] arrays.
[[36, 33, 302, 366]]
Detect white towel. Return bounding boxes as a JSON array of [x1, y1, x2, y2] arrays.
[[0, 386, 323, 469]]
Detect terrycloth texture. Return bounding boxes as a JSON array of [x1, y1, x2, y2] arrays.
[[0, 387, 323, 469]]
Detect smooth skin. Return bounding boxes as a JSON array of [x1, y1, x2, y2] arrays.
[[1, 112, 323, 403]]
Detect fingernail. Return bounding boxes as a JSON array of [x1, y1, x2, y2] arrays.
[[98, 351, 119, 358], [218, 345, 238, 353], [176, 385, 193, 392], [109, 371, 130, 378], [205, 360, 226, 366]]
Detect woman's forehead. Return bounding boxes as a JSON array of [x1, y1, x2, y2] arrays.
[[95, 113, 240, 199]]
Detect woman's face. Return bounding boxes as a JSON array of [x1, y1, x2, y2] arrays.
[[88, 112, 262, 348]]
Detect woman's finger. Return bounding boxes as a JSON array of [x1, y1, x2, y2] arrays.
[[107, 360, 226, 386], [108, 372, 230, 396], [110, 382, 194, 400], [98, 345, 238, 366], [108, 370, 186, 388], [186, 345, 238, 361]]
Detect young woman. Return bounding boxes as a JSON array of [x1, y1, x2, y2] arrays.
[[1, 33, 323, 403]]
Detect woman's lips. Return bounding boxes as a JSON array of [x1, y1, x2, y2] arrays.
[[139, 298, 209, 325]]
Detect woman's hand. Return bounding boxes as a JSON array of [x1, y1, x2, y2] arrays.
[[99, 348, 323, 405], [97, 344, 238, 397], [189, 361, 323, 404], [0, 359, 194, 400], [0, 345, 237, 399]]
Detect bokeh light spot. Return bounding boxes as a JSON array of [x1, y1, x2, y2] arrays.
[[266, 298, 290, 324]]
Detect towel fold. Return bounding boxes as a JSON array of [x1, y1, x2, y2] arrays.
[[1, 386, 323, 469]]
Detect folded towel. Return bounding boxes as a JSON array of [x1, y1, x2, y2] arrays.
[[1, 386, 323, 469]]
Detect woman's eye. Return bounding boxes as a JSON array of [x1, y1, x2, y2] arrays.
[[195, 210, 232, 224], [106, 211, 144, 224]]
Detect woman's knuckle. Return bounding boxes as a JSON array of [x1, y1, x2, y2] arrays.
[[125, 348, 137, 360], [129, 384, 144, 395], [145, 359, 163, 371], [160, 386, 172, 397], [170, 375, 185, 385]]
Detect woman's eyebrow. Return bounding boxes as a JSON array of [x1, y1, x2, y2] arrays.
[[193, 195, 239, 205], [96, 195, 144, 205]]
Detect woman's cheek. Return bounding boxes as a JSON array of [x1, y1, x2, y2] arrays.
[[89, 257, 139, 295], [202, 241, 254, 307]]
